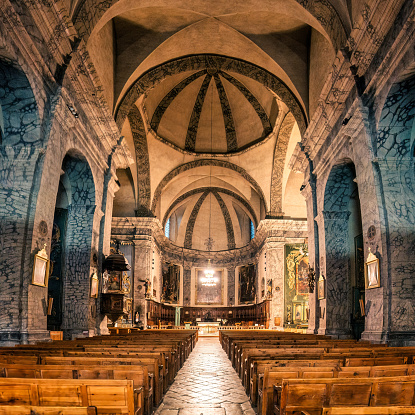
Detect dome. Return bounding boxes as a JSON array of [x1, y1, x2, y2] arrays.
[[145, 68, 275, 154]]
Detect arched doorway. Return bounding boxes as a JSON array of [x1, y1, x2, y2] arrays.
[[48, 152, 96, 339], [322, 161, 364, 338]]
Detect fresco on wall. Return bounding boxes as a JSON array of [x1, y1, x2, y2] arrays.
[[195, 269, 223, 305], [284, 244, 309, 326], [161, 262, 180, 304], [239, 264, 256, 304]]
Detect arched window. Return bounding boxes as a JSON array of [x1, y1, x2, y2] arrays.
[[165, 217, 170, 238], [250, 220, 255, 240]]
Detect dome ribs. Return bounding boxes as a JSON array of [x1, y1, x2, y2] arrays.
[[185, 73, 212, 152], [212, 73, 238, 152], [219, 71, 272, 137], [150, 69, 207, 133]]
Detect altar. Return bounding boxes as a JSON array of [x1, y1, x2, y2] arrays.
[[197, 321, 221, 336]]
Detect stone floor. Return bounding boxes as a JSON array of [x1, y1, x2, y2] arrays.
[[155, 337, 256, 415]]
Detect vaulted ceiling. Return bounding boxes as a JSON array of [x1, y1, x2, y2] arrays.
[[82, 0, 356, 250]]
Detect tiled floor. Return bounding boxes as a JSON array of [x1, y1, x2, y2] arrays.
[[155, 337, 256, 415]]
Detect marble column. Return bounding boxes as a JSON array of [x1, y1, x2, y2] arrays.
[[267, 240, 285, 329], [133, 238, 152, 327]]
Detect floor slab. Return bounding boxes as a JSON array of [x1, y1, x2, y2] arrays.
[[155, 337, 256, 415]]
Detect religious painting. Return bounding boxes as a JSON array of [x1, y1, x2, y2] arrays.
[[284, 244, 309, 326], [195, 268, 223, 305], [365, 251, 380, 289], [161, 263, 180, 304], [107, 271, 122, 292], [32, 248, 50, 287], [293, 302, 304, 322], [239, 264, 256, 304], [122, 272, 131, 294], [295, 257, 309, 295]]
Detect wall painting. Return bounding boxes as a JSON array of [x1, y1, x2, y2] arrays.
[[162, 263, 180, 304], [195, 268, 223, 305], [239, 264, 256, 304], [284, 244, 309, 326]]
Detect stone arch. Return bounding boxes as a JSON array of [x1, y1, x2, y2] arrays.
[[162, 187, 258, 229], [0, 58, 41, 148], [115, 54, 307, 136], [127, 105, 152, 216], [151, 158, 267, 214], [269, 112, 295, 217]]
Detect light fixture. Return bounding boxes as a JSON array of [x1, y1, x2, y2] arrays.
[[202, 259, 216, 287]]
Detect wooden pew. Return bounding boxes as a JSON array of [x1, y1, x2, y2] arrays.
[[259, 363, 415, 414], [0, 363, 153, 415], [250, 355, 409, 408], [273, 375, 415, 415], [0, 406, 97, 415], [322, 407, 415, 414], [0, 378, 141, 415], [41, 355, 163, 407], [249, 359, 342, 405]]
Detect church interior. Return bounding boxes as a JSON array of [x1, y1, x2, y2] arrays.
[[1, 0, 415, 413]]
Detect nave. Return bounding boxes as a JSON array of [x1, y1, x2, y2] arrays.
[[155, 337, 255, 415]]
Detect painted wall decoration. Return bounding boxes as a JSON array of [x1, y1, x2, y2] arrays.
[[284, 244, 309, 325], [161, 263, 180, 304], [195, 269, 223, 305], [239, 264, 256, 304]]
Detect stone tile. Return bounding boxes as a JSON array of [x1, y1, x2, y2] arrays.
[[154, 338, 256, 415]]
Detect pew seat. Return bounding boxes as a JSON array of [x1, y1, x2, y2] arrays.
[[0, 405, 98, 415], [321, 407, 415, 414], [0, 378, 141, 415], [274, 376, 415, 415]]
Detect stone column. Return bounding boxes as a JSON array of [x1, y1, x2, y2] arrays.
[[61, 204, 96, 339], [376, 158, 415, 344], [301, 182, 319, 334], [133, 238, 152, 327], [96, 177, 119, 335], [183, 266, 191, 306], [227, 266, 235, 306], [0, 147, 47, 345], [317, 210, 351, 337]]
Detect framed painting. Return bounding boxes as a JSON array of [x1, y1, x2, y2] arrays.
[[107, 271, 122, 292], [296, 256, 309, 295], [318, 276, 325, 299], [239, 264, 256, 304], [195, 268, 223, 305], [293, 302, 304, 321], [365, 252, 380, 289], [32, 254, 50, 287], [90, 273, 99, 298]]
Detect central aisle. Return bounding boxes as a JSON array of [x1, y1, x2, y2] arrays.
[[155, 337, 256, 415]]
